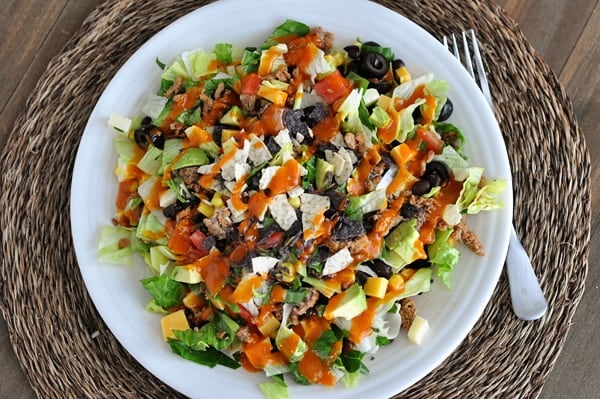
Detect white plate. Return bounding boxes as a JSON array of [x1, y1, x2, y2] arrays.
[[70, 0, 512, 397]]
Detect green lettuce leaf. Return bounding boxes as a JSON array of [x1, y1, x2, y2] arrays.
[[425, 79, 449, 119], [173, 311, 239, 351], [137, 145, 163, 176], [136, 208, 168, 244], [160, 138, 184, 175], [167, 339, 240, 369], [161, 50, 218, 82], [262, 19, 310, 49], [259, 377, 290, 399], [397, 100, 424, 142], [456, 167, 484, 211], [214, 43, 233, 64], [395, 268, 432, 299], [97, 225, 134, 265], [428, 229, 460, 288], [434, 122, 466, 154], [113, 136, 137, 163], [466, 178, 507, 214], [241, 48, 260, 73], [140, 273, 185, 309], [339, 349, 369, 375]]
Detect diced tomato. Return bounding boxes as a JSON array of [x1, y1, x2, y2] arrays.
[[240, 72, 262, 95], [237, 303, 255, 325], [313, 70, 353, 104], [168, 217, 195, 255], [189, 229, 210, 257], [258, 231, 284, 250], [417, 127, 444, 154]]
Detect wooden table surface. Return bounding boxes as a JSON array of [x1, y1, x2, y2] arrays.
[[1, 0, 597, 398]]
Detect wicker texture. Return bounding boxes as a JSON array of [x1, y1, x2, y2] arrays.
[[0, 0, 590, 398]]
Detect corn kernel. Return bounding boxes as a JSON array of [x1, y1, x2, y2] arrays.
[[395, 66, 411, 83], [400, 268, 416, 281], [211, 192, 225, 208], [364, 277, 388, 298], [388, 274, 405, 292], [288, 196, 301, 209]]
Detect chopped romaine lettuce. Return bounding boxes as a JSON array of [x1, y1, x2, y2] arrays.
[[425, 79, 449, 118], [167, 339, 240, 369], [428, 229, 460, 288], [137, 145, 163, 176], [113, 135, 137, 163], [140, 273, 186, 309], [456, 167, 484, 211], [466, 178, 507, 214], [142, 94, 169, 119], [259, 378, 290, 399], [97, 225, 134, 265], [214, 42, 233, 64]]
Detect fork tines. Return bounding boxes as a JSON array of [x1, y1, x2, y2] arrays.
[[443, 29, 492, 106]]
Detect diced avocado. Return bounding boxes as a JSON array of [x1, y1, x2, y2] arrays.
[[199, 141, 220, 159], [275, 325, 307, 362], [391, 268, 432, 301], [220, 105, 244, 127], [369, 105, 391, 128], [148, 245, 174, 274], [171, 148, 209, 170], [170, 266, 202, 284], [381, 249, 406, 270], [302, 276, 341, 298], [315, 157, 335, 190], [382, 219, 421, 270], [386, 219, 418, 250], [323, 283, 367, 320]]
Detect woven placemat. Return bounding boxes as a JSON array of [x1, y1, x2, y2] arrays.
[[0, 0, 590, 398]]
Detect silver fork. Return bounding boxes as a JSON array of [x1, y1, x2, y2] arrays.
[[443, 30, 547, 321]]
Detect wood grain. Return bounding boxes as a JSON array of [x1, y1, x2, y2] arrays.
[[496, 1, 600, 399], [0, 0, 100, 151], [1, 1, 597, 398]]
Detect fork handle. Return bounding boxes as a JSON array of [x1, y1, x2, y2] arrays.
[[505, 225, 548, 320]]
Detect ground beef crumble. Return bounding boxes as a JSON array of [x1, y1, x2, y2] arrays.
[[203, 207, 233, 240], [451, 217, 485, 256], [400, 298, 417, 329]]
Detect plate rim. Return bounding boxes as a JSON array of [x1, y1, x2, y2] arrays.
[[70, 0, 513, 397]]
